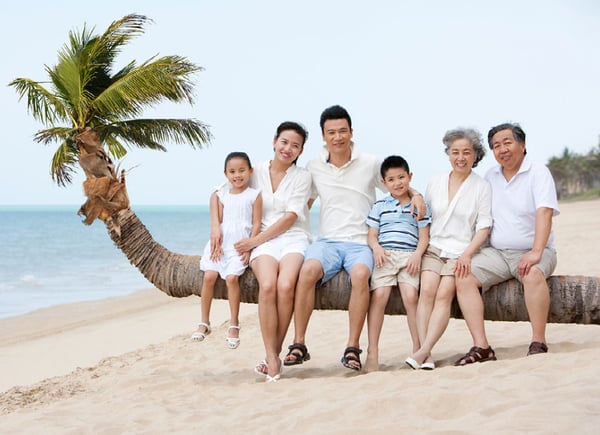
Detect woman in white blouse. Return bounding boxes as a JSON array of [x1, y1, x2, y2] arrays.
[[405, 128, 492, 370], [234, 121, 312, 382]]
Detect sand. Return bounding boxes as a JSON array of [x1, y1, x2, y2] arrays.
[[1, 199, 599, 434]]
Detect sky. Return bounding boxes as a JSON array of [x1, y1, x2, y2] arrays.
[[1, 0, 599, 206]]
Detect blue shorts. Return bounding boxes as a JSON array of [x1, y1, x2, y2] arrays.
[[304, 238, 374, 285]]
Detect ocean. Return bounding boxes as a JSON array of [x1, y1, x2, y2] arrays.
[[0, 205, 321, 319], [0, 205, 210, 319]]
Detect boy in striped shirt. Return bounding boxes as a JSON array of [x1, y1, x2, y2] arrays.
[[365, 155, 431, 372]]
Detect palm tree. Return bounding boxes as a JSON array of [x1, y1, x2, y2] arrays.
[[10, 14, 600, 324]]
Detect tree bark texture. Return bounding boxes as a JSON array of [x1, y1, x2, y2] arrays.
[[106, 208, 600, 325]]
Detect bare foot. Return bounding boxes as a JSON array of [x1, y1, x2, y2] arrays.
[[364, 351, 379, 373]]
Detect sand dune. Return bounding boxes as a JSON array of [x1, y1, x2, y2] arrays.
[[1, 199, 599, 434]]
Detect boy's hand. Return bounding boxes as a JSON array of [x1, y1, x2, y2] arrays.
[[373, 245, 389, 268], [406, 254, 422, 276]]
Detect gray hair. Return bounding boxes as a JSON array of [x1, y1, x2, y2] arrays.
[[442, 127, 486, 168]]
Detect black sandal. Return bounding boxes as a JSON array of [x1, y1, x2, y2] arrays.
[[454, 346, 497, 366], [527, 341, 548, 356], [341, 346, 362, 371], [283, 343, 311, 366]]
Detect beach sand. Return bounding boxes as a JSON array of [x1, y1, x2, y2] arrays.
[[1, 199, 599, 434]]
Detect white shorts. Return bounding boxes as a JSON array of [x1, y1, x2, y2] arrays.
[[250, 232, 310, 262]]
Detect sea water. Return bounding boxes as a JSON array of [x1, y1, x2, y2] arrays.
[[0, 205, 209, 319], [0, 205, 321, 319]]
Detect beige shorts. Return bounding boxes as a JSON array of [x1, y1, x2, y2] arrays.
[[421, 245, 457, 276], [370, 250, 420, 290], [472, 246, 557, 292]]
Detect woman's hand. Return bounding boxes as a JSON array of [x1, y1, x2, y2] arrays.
[[234, 237, 255, 255], [454, 254, 472, 278]]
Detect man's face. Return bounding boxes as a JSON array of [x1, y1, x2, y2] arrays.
[[491, 129, 525, 173], [322, 118, 353, 155]]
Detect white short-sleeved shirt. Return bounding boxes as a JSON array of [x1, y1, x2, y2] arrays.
[[486, 157, 560, 250], [307, 143, 385, 245], [426, 171, 492, 258], [250, 161, 312, 237]]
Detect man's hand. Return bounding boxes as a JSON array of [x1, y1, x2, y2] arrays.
[[518, 250, 542, 277]]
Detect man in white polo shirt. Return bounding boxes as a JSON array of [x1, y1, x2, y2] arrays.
[[283, 105, 425, 371], [454, 123, 560, 366]]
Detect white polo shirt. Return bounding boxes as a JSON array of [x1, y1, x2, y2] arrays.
[[306, 143, 385, 244], [486, 157, 560, 250]]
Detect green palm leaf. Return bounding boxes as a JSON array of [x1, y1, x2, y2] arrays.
[[9, 13, 211, 186]]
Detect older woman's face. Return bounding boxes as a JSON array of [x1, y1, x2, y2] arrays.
[[448, 138, 475, 174]]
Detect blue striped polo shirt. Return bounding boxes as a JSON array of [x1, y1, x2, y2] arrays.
[[366, 195, 431, 251]]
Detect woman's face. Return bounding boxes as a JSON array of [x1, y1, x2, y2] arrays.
[[273, 129, 304, 165], [448, 137, 476, 175]]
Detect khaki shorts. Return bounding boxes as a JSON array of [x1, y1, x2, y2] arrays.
[[370, 250, 420, 290], [472, 247, 557, 292], [421, 245, 457, 276]]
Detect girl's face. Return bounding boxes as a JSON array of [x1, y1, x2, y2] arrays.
[[273, 130, 304, 165], [225, 157, 252, 192], [448, 138, 476, 175]]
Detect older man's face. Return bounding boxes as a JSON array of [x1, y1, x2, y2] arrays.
[[491, 129, 526, 175]]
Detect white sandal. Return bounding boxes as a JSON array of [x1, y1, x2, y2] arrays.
[[191, 322, 211, 342], [226, 325, 241, 349]]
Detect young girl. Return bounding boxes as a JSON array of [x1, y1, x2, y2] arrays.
[[191, 152, 262, 349]]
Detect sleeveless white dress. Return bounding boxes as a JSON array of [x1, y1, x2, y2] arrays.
[[200, 186, 260, 278]]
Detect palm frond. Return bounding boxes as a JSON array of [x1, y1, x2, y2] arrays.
[[93, 56, 202, 119], [100, 118, 212, 152], [8, 78, 70, 125], [34, 126, 76, 145], [50, 140, 79, 186]]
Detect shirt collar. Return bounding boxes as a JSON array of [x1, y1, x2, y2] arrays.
[[320, 141, 356, 165]]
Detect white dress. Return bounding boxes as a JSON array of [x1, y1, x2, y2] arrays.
[[200, 186, 260, 278]]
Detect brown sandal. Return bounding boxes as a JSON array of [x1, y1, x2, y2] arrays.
[[455, 346, 497, 366]]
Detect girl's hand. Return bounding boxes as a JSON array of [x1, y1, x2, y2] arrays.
[[240, 251, 251, 266]]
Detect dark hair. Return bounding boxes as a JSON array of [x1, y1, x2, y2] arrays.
[[275, 121, 308, 145], [319, 105, 352, 133], [487, 122, 527, 155], [442, 127, 486, 168], [380, 155, 410, 179], [224, 151, 252, 172]]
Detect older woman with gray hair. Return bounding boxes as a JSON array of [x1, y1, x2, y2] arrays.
[[404, 127, 492, 370]]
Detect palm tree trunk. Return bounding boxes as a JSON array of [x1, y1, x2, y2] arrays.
[[105, 208, 600, 325]]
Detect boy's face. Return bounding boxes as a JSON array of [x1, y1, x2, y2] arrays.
[[382, 167, 412, 199]]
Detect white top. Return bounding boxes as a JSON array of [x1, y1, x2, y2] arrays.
[[307, 143, 385, 244], [217, 186, 261, 249], [486, 157, 560, 250], [426, 171, 492, 258], [250, 161, 312, 237]]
